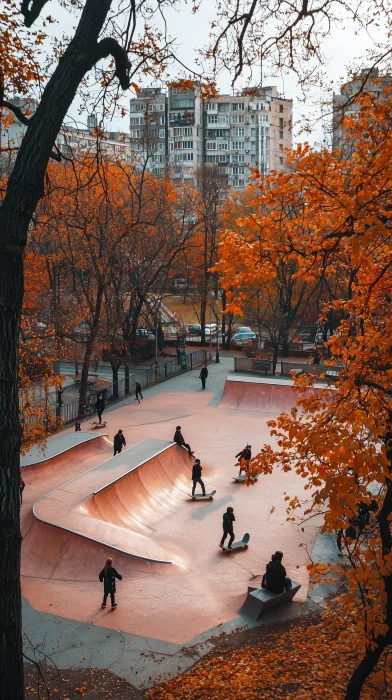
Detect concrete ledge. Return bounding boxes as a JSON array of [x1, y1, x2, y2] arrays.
[[240, 580, 301, 620]]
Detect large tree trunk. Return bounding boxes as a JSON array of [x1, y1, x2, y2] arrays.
[[0, 3, 124, 693], [0, 224, 24, 699], [110, 359, 122, 399], [200, 293, 207, 346]]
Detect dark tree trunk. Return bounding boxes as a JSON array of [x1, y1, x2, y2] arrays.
[[78, 340, 94, 418], [200, 293, 207, 346], [345, 638, 390, 700], [0, 3, 126, 692], [124, 361, 130, 395], [110, 360, 122, 398], [221, 290, 226, 349]]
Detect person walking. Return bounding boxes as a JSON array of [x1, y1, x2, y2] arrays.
[[154, 361, 159, 383], [235, 444, 252, 476], [219, 506, 235, 549], [135, 381, 143, 403], [95, 394, 105, 425], [113, 430, 126, 456], [20, 475, 25, 505], [173, 426, 193, 455], [99, 557, 122, 610], [199, 364, 208, 390], [192, 459, 206, 496], [75, 421, 81, 432]]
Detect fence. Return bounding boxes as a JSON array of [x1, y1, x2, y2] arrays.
[[59, 348, 207, 425]]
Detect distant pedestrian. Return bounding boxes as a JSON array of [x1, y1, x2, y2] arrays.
[[173, 425, 193, 455], [99, 557, 122, 610], [135, 381, 143, 403], [113, 430, 126, 456], [95, 394, 105, 425], [220, 506, 235, 549], [192, 459, 206, 496], [75, 421, 81, 432], [154, 361, 159, 383], [20, 475, 25, 505], [199, 365, 208, 390]]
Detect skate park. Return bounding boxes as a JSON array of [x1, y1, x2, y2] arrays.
[[20, 358, 333, 686]]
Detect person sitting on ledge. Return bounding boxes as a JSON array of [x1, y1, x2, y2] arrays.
[[261, 551, 292, 594]]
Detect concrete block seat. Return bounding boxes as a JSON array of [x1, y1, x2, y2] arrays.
[[240, 581, 301, 620]]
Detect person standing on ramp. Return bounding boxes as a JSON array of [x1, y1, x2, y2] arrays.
[[192, 458, 206, 496], [99, 557, 122, 610], [95, 394, 106, 425], [113, 429, 126, 456], [219, 506, 236, 549]]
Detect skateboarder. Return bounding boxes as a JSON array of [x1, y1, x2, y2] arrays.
[[95, 394, 106, 425], [235, 444, 252, 476], [75, 421, 81, 432], [199, 365, 208, 390], [20, 474, 25, 505], [173, 426, 193, 455], [261, 551, 292, 593], [99, 557, 122, 610], [192, 459, 206, 496], [113, 430, 126, 456], [135, 381, 143, 403], [219, 506, 235, 549]]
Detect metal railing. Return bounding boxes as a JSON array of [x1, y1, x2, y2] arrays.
[[59, 348, 207, 425]]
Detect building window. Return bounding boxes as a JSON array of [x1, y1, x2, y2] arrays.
[[232, 141, 245, 150], [232, 166, 245, 175], [218, 142, 228, 150], [279, 118, 284, 128], [159, 129, 165, 138], [251, 128, 257, 136], [232, 103, 244, 111], [184, 153, 193, 161], [279, 144, 283, 151], [251, 154, 256, 163], [279, 104, 284, 113], [279, 130, 284, 139], [232, 128, 245, 137], [280, 156, 284, 164], [207, 141, 217, 150], [206, 155, 217, 162], [208, 115, 218, 123], [218, 154, 226, 162], [182, 140, 193, 149], [260, 114, 269, 123]]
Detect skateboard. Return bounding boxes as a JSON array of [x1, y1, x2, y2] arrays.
[[232, 474, 258, 483], [91, 421, 107, 429], [221, 533, 250, 553], [189, 490, 216, 501]]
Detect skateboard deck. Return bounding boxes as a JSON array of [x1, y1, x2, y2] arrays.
[[222, 533, 250, 552], [91, 421, 107, 429], [189, 490, 216, 501], [232, 475, 258, 483]]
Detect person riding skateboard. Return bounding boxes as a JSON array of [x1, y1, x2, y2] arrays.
[[113, 429, 126, 456], [99, 557, 122, 610], [95, 394, 105, 425], [173, 426, 193, 455], [192, 458, 206, 496], [219, 506, 235, 549], [199, 365, 208, 390], [235, 444, 252, 476]]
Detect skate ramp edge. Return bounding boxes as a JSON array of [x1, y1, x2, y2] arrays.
[[32, 439, 193, 565], [220, 375, 334, 412], [21, 431, 109, 468]]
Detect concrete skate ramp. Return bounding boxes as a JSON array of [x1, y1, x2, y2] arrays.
[[33, 439, 193, 565], [21, 431, 108, 468], [220, 375, 331, 412]]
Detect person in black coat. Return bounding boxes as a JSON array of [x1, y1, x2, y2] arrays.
[[235, 444, 252, 476], [192, 458, 206, 496], [95, 394, 105, 424], [173, 426, 193, 455], [99, 557, 122, 609], [199, 365, 208, 390], [135, 381, 143, 403], [261, 551, 292, 593], [113, 430, 126, 456], [219, 506, 235, 549]]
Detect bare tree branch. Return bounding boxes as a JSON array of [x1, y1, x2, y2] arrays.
[[94, 37, 131, 90], [20, 0, 50, 27]]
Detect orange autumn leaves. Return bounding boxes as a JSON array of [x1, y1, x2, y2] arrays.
[[216, 88, 392, 689]]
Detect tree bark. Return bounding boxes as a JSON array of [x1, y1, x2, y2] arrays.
[[124, 361, 130, 395], [0, 3, 127, 693]]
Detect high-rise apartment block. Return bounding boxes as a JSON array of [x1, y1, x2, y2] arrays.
[[129, 85, 293, 187], [332, 68, 392, 151]]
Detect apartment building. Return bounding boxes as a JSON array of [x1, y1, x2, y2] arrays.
[[332, 68, 392, 151], [129, 84, 293, 188]]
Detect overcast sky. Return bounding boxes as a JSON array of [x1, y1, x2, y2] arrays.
[[44, 1, 388, 146]]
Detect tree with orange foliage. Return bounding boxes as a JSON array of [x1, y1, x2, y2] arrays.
[[217, 90, 392, 698]]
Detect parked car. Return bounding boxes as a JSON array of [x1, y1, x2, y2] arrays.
[[204, 323, 219, 336], [231, 330, 257, 347], [186, 323, 202, 336], [235, 326, 253, 334]]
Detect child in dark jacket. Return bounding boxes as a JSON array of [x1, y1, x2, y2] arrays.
[[219, 506, 235, 549], [99, 557, 122, 610]]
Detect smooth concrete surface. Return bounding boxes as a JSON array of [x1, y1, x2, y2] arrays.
[[21, 360, 329, 687], [21, 431, 108, 467]]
